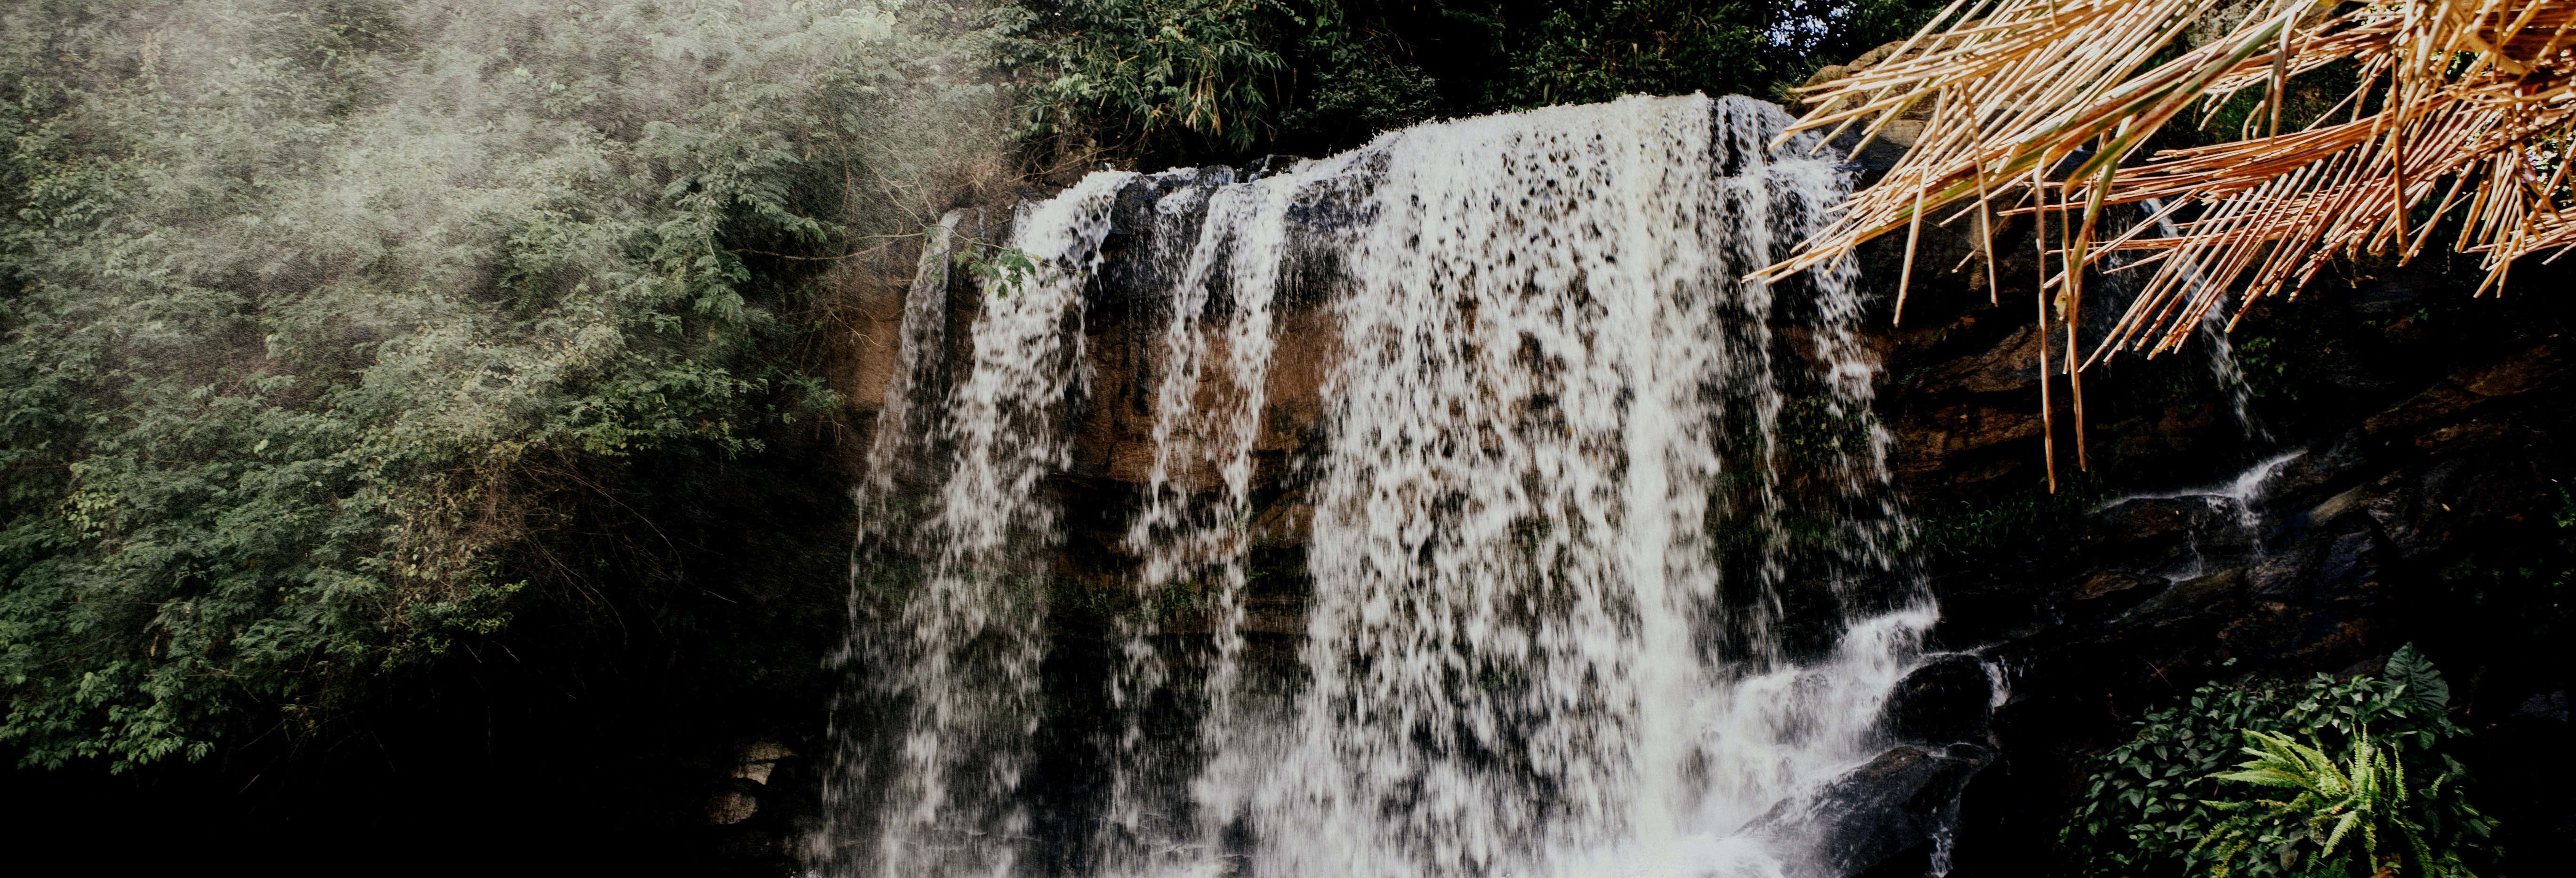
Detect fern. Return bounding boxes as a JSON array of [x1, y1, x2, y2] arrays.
[[2063, 647, 2502, 878], [2195, 724, 2497, 877]]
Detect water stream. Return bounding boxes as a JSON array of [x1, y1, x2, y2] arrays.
[[824, 95, 1942, 878], [2133, 199, 2270, 446]]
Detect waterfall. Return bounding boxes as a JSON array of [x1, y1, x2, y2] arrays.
[[822, 95, 1942, 878], [2133, 199, 2270, 446], [822, 176, 1134, 878]]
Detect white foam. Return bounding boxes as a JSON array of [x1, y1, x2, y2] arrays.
[[831, 96, 1942, 878]]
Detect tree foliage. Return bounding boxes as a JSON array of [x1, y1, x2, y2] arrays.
[[0, 0, 1951, 777], [1016, 0, 1293, 153], [0, 0, 1005, 771], [1012, 0, 1946, 162]]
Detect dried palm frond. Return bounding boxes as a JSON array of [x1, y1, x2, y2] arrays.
[[1760, 0, 2576, 488]]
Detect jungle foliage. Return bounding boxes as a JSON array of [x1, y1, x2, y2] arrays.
[[0, 0, 1006, 771], [2062, 646, 2502, 878], [1010, 0, 1948, 163]]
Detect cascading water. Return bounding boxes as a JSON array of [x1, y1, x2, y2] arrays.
[[822, 178, 1133, 877], [822, 95, 1952, 878], [2131, 199, 2270, 446]]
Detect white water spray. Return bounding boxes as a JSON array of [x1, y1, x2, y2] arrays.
[[826, 96, 1944, 878], [2135, 199, 2270, 445], [827, 174, 1135, 878]]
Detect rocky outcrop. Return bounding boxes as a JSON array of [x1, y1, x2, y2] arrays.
[[1743, 652, 2003, 878], [1880, 222, 2576, 873], [1800, 41, 1940, 150], [821, 92, 2576, 875], [1707, 54, 2576, 868], [1881, 653, 1998, 747], [1752, 743, 1993, 878]]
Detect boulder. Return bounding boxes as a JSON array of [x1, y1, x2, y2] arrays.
[[1751, 743, 1993, 878], [708, 788, 759, 825], [733, 741, 796, 785], [1879, 653, 1996, 746]]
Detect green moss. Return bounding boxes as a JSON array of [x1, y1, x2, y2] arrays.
[[1906, 475, 2116, 564]]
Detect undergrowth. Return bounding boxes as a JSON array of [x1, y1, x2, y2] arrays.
[[2061, 646, 2502, 878]]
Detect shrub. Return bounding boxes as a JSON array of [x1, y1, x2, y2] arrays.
[[2196, 728, 2495, 878], [2062, 645, 2502, 877]]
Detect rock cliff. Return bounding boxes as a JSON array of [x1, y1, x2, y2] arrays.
[[788, 107, 2576, 873]]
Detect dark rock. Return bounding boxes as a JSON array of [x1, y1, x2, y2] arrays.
[[708, 784, 761, 825], [2363, 340, 2569, 440], [2263, 439, 2368, 505], [1880, 654, 1996, 746], [1897, 399, 2045, 461], [2113, 566, 2242, 629], [1753, 743, 1992, 878], [2364, 383, 2487, 439], [1919, 324, 2045, 395], [733, 741, 795, 785], [2520, 691, 2572, 724], [2061, 570, 2166, 619], [2458, 341, 2568, 397]]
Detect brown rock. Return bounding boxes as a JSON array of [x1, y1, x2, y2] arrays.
[[708, 789, 759, 825], [1919, 324, 2044, 395], [2364, 340, 2567, 437], [733, 741, 795, 785], [837, 268, 914, 415], [1240, 595, 1309, 636], [1260, 304, 1338, 451], [2415, 419, 2509, 451], [1877, 119, 1928, 149], [2459, 341, 2567, 397], [2067, 570, 2163, 606], [1801, 64, 1852, 89], [1249, 489, 1313, 546], [2362, 383, 2482, 438], [1900, 399, 2045, 458], [1852, 40, 1914, 69]]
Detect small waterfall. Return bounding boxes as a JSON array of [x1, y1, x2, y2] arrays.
[[821, 95, 1943, 878], [2197, 315, 2268, 445], [2133, 199, 2270, 446]]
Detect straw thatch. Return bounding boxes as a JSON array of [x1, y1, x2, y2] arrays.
[[1762, 0, 2575, 487]]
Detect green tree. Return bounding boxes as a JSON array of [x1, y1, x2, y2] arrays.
[[0, 0, 1004, 771], [1012, 0, 1946, 163]]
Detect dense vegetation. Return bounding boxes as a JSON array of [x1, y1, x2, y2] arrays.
[[2063, 647, 2501, 878], [0, 0, 1006, 772], [1012, 0, 1942, 163], [4, 3, 2565, 877]]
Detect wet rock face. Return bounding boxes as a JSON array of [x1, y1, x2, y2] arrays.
[[1875, 203, 2576, 872], [1880, 653, 1996, 747], [823, 95, 2576, 874], [1730, 652, 2007, 878], [1753, 743, 1993, 878], [1730, 652, 2005, 878], [1745, 48, 2576, 866]]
